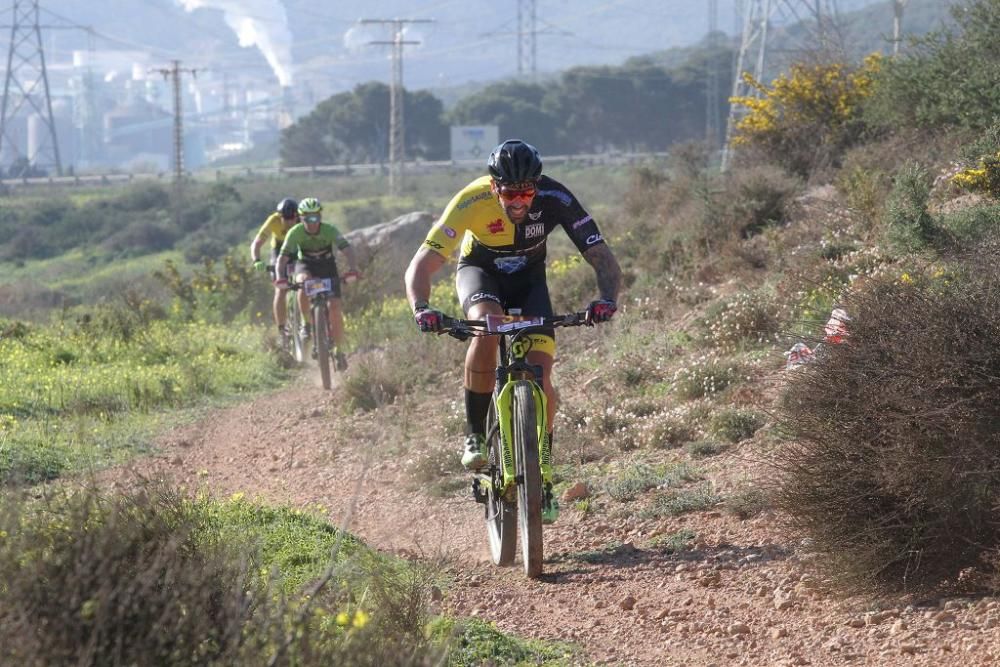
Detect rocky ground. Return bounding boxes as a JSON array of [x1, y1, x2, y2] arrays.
[[104, 368, 1000, 667]]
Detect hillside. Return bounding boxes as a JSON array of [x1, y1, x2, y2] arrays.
[[7, 1, 1000, 663], [95, 163, 1000, 665]]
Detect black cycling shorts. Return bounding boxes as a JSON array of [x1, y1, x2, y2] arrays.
[[456, 262, 554, 340], [294, 255, 341, 298]]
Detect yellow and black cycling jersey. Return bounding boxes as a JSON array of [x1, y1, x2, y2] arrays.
[[255, 212, 295, 249], [421, 174, 605, 274]]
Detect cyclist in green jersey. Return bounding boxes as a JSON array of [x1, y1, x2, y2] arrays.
[[274, 197, 361, 371], [404, 140, 621, 520], [250, 197, 298, 337]]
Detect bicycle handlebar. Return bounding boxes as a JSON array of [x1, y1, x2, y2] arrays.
[[438, 312, 592, 340]]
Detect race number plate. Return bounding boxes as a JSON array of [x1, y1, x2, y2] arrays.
[[485, 313, 545, 333], [304, 278, 333, 296]]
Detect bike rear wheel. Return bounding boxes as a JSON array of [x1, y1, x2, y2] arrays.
[[484, 401, 516, 566], [314, 301, 332, 390], [513, 381, 543, 578]]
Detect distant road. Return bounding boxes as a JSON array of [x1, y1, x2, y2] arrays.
[[0, 151, 670, 191]]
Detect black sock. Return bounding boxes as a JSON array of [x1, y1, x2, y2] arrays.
[[465, 389, 492, 435]]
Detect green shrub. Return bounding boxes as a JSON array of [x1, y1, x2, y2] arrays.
[[639, 483, 719, 519], [701, 288, 782, 349], [865, 0, 1000, 133], [684, 439, 728, 458], [836, 165, 890, 226], [672, 357, 741, 400], [0, 485, 443, 665], [603, 461, 700, 501], [938, 202, 1000, 244], [727, 164, 801, 238], [883, 162, 940, 253], [724, 487, 769, 519], [773, 248, 1000, 592], [710, 408, 766, 443], [649, 528, 697, 553]]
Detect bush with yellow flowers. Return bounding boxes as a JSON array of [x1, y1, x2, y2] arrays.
[[951, 152, 1000, 199], [730, 54, 881, 176]]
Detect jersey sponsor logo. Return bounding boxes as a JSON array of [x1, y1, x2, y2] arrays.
[[528, 211, 542, 221], [585, 233, 604, 246], [487, 219, 505, 234], [456, 191, 492, 210], [494, 256, 529, 274], [537, 188, 573, 206], [442, 225, 457, 238], [523, 222, 545, 239], [571, 214, 592, 230], [469, 291, 501, 304], [424, 239, 445, 250]]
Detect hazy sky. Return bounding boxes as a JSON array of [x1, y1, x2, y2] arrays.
[[11, 0, 885, 93]]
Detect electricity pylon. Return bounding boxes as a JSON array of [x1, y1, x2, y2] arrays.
[[721, 0, 843, 171], [0, 0, 62, 176], [517, 0, 536, 78]]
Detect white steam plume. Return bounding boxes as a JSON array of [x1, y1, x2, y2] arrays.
[[177, 0, 294, 86]]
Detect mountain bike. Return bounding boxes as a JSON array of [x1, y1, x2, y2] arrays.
[[440, 310, 589, 578], [284, 289, 306, 364], [288, 276, 342, 390]]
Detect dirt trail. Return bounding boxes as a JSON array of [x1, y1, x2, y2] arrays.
[[108, 377, 1000, 667]]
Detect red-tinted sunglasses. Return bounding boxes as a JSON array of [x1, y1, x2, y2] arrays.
[[497, 185, 537, 201]]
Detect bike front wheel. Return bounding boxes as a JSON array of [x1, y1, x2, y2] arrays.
[[513, 380, 543, 578], [314, 301, 332, 390], [287, 291, 305, 364], [484, 401, 516, 566]]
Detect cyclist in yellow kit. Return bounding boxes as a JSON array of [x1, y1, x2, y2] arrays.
[[404, 139, 622, 523], [250, 197, 299, 338]]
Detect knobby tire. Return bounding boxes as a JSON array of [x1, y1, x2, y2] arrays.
[[288, 292, 305, 364], [513, 381, 543, 578], [314, 301, 332, 390], [485, 401, 516, 566]]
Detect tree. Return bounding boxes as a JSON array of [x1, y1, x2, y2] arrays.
[[447, 81, 565, 154], [866, 0, 1000, 132], [281, 82, 448, 166]]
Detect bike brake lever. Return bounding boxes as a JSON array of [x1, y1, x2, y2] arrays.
[[446, 329, 472, 342]]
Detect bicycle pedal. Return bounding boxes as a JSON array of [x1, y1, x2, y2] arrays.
[[471, 478, 487, 504]]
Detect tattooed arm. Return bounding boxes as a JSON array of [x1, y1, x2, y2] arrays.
[[583, 243, 623, 302]]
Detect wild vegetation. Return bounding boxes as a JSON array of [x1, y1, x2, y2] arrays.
[[5, 0, 1000, 661]]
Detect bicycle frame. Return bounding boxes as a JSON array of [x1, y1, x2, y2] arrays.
[[443, 312, 587, 499], [490, 324, 548, 499]]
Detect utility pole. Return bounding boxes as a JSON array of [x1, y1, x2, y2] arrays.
[[362, 18, 431, 196], [517, 0, 537, 79], [706, 0, 720, 149], [0, 0, 62, 176], [151, 60, 197, 227], [721, 0, 842, 171], [892, 0, 909, 56]]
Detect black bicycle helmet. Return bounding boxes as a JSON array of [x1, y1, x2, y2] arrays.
[[487, 139, 542, 184], [277, 197, 298, 218]]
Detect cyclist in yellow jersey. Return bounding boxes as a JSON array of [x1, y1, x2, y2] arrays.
[[250, 197, 299, 337], [404, 140, 621, 521]]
